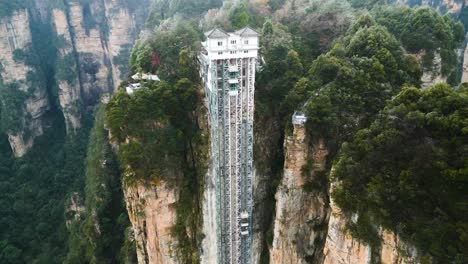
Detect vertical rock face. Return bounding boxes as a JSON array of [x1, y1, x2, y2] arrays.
[[419, 51, 447, 88], [251, 167, 268, 264], [0, 0, 149, 156], [0, 10, 50, 157], [104, 0, 137, 85], [322, 194, 371, 264], [66, 1, 113, 105], [52, 9, 82, 132], [461, 35, 468, 83], [250, 114, 286, 264], [66, 0, 148, 105], [266, 123, 421, 263], [323, 188, 420, 264], [270, 124, 329, 264], [124, 180, 179, 264]]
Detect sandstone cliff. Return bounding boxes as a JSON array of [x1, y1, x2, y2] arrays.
[[460, 34, 468, 84], [201, 164, 219, 264], [124, 179, 179, 264], [270, 123, 329, 264], [52, 8, 82, 132], [323, 183, 420, 264], [416, 51, 448, 88], [268, 123, 423, 264], [0, 0, 149, 156], [55, 0, 149, 121], [0, 10, 50, 157]]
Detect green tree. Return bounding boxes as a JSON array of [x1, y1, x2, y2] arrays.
[[130, 43, 154, 73], [285, 50, 303, 82], [281, 77, 312, 119], [262, 20, 273, 35], [1, 244, 22, 264], [229, 3, 249, 29]]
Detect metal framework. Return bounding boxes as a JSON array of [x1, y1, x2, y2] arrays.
[[199, 28, 258, 264]]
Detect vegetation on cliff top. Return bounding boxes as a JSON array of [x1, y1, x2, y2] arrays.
[[106, 17, 207, 262], [247, 2, 465, 262], [305, 15, 422, 145], [374, 6, 464, 79], [332, 84, 468, 262]]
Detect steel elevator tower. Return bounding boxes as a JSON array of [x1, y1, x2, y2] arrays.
[[199, 28, 259, 264]]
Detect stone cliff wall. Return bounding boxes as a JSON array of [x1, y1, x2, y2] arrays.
[[417, 51, 448, 88], [267, 123, 423, 264], [52, 8, 82, 132], [64, 0, 148, 107], [460, 34, 468, 84], [0, 10, 50, 157], [201, 163, 219, 264], [323, 184, 420, 264], [270, 124, 329, 264], [0, 0, 149, 156], [124, 180, 179, 264]]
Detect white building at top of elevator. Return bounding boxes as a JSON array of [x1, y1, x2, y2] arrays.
[[201, 27, 259, 61]]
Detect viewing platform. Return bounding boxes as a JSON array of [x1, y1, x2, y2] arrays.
[[125, 73, 160, 95], [292, 111, 307, 126]]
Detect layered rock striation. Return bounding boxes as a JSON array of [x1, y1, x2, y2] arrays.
[[268, 124, 422, 264], [0, 0, 150, 156], [323, 183, 420, 264], [270, 123, 329, 264], [0, 10, 50, 157], [124, 180, 179, 264]]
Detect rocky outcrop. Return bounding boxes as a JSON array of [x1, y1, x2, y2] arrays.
[[52, 9, 82, 132], [265, 122, 422, 263], [415, 51, 447, 88], [67, 0, 148, 105], [323, 183, 420, 264], [461, 35, 468, 83], [0, 0, 149, 156], [124, 180, 179, 264], [270, 124, 329, 263], [0, 10, 50, 157], [66, 1, 112, 105]]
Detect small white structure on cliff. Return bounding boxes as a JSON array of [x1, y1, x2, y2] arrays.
[[125, 83, 141, 95], [292, 111, 307, 126], [126, 73, 160, 95], [131, 73, 160, 81]]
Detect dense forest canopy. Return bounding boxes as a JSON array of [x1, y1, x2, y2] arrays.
[[373, 6, 464, 79], [332, 84, 468, 262]]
